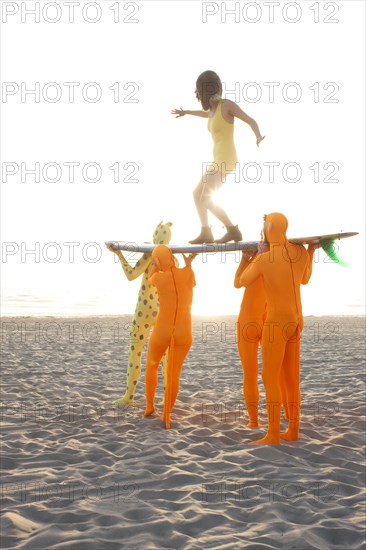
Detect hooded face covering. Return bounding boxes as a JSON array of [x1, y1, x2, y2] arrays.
[[263, 213, 288, 245], [153, 221, 173, 245], [152, 245, 175, 272]]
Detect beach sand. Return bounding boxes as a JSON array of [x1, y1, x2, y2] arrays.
[[1, 315, 365, 550]]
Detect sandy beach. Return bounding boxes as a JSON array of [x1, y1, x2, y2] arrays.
[[1, 315, 365, 549]]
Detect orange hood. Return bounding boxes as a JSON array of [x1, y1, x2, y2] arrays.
[[152, 245, 175, 272], [264, 212, 288, 246]]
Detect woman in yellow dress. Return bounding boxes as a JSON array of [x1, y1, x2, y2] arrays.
[[172, 70, 265, 244]]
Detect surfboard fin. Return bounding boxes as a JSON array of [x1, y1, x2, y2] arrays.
[[320, 239, 349, 267]]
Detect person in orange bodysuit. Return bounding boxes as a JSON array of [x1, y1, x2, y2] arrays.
[[234, 242, 268, 427], [239, 213, 317, 444], [144, 245, 196, 429]]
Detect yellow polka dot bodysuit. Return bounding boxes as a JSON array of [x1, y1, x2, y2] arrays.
[[207, 99, 238, 173], [112, 222, 173, 406]]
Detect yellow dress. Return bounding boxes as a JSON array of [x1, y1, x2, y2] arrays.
[[207, 99, 238, 173]]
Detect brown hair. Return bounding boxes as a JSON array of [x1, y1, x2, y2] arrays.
[[195, 70, 222, 111]]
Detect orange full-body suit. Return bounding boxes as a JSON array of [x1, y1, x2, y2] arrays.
[[144, 245, 196, 429], [239, 213, 315, 444], [234, 245, 267, 427]]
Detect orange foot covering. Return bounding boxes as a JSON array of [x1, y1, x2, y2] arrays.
[[144, 245, 196, 429], [239, 213, 316, 444]]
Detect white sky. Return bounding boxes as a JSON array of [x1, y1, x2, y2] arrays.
[[1, 0, 365, 316]]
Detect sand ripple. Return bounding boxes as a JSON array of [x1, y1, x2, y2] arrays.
[[1, 316, 365, 549]]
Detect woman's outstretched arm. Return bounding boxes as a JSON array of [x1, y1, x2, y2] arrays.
[[171, 108, 208, 118], [227, 100, 265, 146]]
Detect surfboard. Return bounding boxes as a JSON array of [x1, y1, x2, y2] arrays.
[[106, 232, 358, 254]]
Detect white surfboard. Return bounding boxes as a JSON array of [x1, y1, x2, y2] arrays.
[[106, 232, 358, 254]]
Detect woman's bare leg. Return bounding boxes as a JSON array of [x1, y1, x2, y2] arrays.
[[192, 171, 233, 227]]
